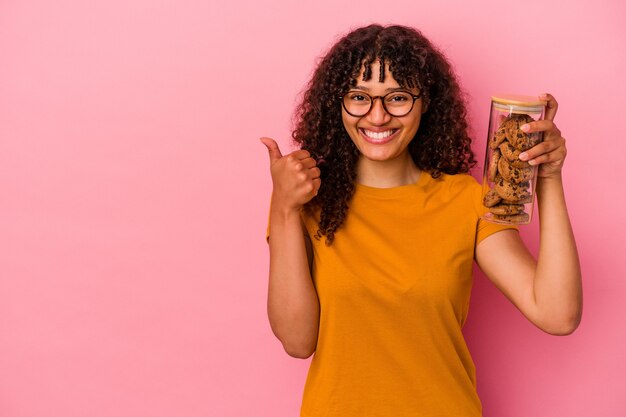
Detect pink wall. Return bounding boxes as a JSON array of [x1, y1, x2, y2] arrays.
[[1, 0, 624, 416]]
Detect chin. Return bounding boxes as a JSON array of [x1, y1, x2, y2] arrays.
[[359, 146, 402, 162]]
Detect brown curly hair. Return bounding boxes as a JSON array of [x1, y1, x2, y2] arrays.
[[292, 24, 476, 244]]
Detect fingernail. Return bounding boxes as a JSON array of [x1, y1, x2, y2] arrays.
[[520, 124, 530, 132], [539, 93, 549, 99], [528, 160, 536, 166], [519, 152, 528, 161]]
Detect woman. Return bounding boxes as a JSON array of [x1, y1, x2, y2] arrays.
[[261, 24, 582, 417]]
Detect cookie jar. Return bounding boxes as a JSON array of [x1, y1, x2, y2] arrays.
[[481, 94, 547, 225]]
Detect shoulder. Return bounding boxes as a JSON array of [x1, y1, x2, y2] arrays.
[[429, 172, 481, 195], [427, 173, 484, 216]]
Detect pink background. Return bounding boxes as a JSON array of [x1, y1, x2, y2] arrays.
[[1, 0, 625, 416]]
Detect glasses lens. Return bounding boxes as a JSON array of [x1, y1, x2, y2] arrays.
[[343, 92, 372, 116], [342, 91, 417, 117], [384, 92, 414, 117]]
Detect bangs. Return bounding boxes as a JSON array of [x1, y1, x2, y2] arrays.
[[349, 55, 422, 91]]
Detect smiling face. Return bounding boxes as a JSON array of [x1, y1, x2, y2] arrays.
[[341, 60, 424, 163]]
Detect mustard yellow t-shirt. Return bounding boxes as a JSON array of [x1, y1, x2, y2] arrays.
[[297, 173, 517, 417]]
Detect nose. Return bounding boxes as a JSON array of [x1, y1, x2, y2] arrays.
[[366, 97, 392, 124]]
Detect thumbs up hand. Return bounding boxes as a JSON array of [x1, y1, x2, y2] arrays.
[[260, 137, 321, 210]]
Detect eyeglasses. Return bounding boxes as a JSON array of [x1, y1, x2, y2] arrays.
[[340, 90, 422, 117]]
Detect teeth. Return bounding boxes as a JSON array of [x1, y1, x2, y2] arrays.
[[363, 129, 395, 139]]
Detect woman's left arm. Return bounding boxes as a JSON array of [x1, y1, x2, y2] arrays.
[[475, 94, 583, 335]]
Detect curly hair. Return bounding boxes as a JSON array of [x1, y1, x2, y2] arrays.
[[292, 24, 476, 244]]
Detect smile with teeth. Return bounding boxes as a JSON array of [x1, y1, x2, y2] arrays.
[[360, 128, 399, 143]]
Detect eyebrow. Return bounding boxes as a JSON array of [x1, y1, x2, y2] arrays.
[[352, 85, 412, 93]]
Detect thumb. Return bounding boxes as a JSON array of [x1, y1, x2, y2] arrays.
[[260, 137, 283, 162]]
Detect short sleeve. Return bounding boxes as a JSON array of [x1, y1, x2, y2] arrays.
[[471, 178, 519, 245], [476, 217, 518, 245]]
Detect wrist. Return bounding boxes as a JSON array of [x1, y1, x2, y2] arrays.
[[270, 195, 303, 218], [537, 171, 564, 188], [536, 173, 565, 201]]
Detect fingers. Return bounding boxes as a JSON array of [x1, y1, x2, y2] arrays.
[[539, 93, 558, 121], [260, 137, 283, 163], [260, 137, 314, 166], [519, 136, 566, 166], [288, 162, 321, 200], [527, 142, 567, 168], [262, 139, 321, 207], [517, 96, 567, 177], [519, 119, 561, 138], [312, 178, 322, 195], [291, 157, 321, 178], [290, 149, 312, 160], [310, 167, 321, 179], [298, 157, 318, 170]]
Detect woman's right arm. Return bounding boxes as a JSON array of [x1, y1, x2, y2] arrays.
[[261, 137, 321, 359]]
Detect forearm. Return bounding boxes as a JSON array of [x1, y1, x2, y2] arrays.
[[533, 175, 582, 333], [266, 201, 320, 358]]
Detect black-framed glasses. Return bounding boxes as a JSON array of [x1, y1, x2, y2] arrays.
[[340, 90, 422, 117]]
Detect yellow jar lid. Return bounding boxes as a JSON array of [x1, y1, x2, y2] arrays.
[[491, 94, 547, 107]]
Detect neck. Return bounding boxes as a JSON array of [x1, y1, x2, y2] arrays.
[[356, 152, 421, 188]]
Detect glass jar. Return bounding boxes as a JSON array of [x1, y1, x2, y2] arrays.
[[481, 94, 547, 225]]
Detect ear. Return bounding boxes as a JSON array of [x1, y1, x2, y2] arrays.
[[421, 97, 429, 114]]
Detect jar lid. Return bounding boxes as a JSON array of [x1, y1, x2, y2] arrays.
[[492, 93, 547, 106], [491, 93, 547, 114]]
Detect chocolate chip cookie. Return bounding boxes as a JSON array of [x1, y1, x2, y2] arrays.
[[502, 195, 533, 204], [505, 114, 533, 149], [489, 124, 508, 149], [488, 148, 501, 182], [499, 141, 531, 168], [489, 203, 525, 215], [494, 175, 531, 202], [483, 188, 501, 208], [492, 212, 530, 223], [498, 156, 534, 184]]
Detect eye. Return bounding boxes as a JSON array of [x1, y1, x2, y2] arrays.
[[347, 92, 370, 102], [387, 93, 410, 103]]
